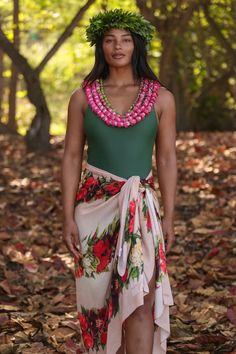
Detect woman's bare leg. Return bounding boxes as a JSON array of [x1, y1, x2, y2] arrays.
[[116, 327, 125, 354], [124, 268, 156, 354]]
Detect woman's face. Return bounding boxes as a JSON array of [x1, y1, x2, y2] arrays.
[[102, 28, 134, 67]]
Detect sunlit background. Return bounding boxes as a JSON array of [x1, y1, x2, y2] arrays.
[[0, 0, 235, 141]]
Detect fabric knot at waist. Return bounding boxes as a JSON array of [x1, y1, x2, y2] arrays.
[[116, 174, 158, 277]]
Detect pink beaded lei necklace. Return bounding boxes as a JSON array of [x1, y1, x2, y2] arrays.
[[84, 78, 160, 128]]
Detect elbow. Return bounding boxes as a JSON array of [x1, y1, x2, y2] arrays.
[[61, 152, 81, 175], [157, 154, 177, 168]]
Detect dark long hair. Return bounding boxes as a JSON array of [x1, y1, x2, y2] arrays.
[[83, 31, 164, 87]]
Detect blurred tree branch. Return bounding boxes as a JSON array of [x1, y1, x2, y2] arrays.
[[36, 0, 95, 73], [201, 0, 236, 67], [136, 0, 200, 85]]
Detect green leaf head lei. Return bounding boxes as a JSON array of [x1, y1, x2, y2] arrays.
[[85, 9, 155, 47]]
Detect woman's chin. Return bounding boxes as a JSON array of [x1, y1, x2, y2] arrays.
[[108, 60, 132, 68]]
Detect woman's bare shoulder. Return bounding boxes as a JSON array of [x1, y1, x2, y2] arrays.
[[158, 86, 175, 104], [155, 86, 175, 117], [69, 87, 88, 115], [154, 86, 175, 119]]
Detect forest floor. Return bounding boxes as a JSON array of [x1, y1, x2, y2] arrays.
[[0, 132, 235, 354]]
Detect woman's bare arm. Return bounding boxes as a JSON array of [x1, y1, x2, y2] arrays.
[[61, 88, 87, 258], [155, 88, 177, 253]]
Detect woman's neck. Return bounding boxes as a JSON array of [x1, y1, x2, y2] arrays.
[[104, 67, 138, 87]]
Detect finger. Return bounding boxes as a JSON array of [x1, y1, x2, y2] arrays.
[[72, 232, 82, 251], [166, 235, 175, 254], [66, 238, 82, 259], [73, 241, 83, 257], [64, 233, 83, 259]]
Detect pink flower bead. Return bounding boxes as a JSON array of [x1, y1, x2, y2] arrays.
[[124, 121, 130, 128]]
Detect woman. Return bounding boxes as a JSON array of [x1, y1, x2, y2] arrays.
[[61, 9, 177, 354]]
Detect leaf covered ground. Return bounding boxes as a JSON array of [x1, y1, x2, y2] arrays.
[[0, 132, 235, 354]]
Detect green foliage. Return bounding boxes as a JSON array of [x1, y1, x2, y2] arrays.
[[195, 93, 235, 131], [85, 8, 155, 46], [0, 0, 235, 134]]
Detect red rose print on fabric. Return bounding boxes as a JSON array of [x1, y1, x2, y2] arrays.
[[100, 331, 107, 345], [82, 332, 94, 349], [108, 301, 113, 320], [84, 176, 99, 188], [75, 265, 84, 278], [93, 239, 106, 257], [105, 181, 125, 195], [146, 209, 152, 232], [96, 189, 104, 198], [128, 200, 136, 234], [97, 255, 110, 272], [76, 187, 87, 201], [159, 242, 167, 273], [129, 200, 136, 216], [121, 268, 128, 282], [78, 302, 111, 350], [78, 313, 88, 331], [93, 239, 112, 273]]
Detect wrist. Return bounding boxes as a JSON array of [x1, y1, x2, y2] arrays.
[[163, 213, 174, 221], [62, 214, 74, 223]]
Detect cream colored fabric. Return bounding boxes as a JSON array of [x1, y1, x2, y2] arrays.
[[74, 163, 174, 353]]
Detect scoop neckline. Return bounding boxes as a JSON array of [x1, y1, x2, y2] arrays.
[[97, 78, 144, 118]]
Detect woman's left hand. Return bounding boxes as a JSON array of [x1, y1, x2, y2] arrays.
[[161, 216, 175, 254]]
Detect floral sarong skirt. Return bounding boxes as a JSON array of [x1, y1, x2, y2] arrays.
[[74, 163, 174, 354]]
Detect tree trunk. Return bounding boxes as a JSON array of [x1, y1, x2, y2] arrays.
[[7, 0, 19, 133], [159, 37, 175, 87], [25, 70, 51, 152], [0, 0, 96, 151], [0, 49, 4, 122], [0, 28, 51, 150]]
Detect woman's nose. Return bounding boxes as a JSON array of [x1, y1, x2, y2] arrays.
[[114, 40, 122, 49]]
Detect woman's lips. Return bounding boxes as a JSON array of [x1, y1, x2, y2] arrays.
[[112, 54, 125, 59]]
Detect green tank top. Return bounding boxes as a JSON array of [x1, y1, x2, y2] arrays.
[[84, 105, 158, 179]]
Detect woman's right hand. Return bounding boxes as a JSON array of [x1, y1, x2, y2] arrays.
[[63, 218, 83, 260]]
